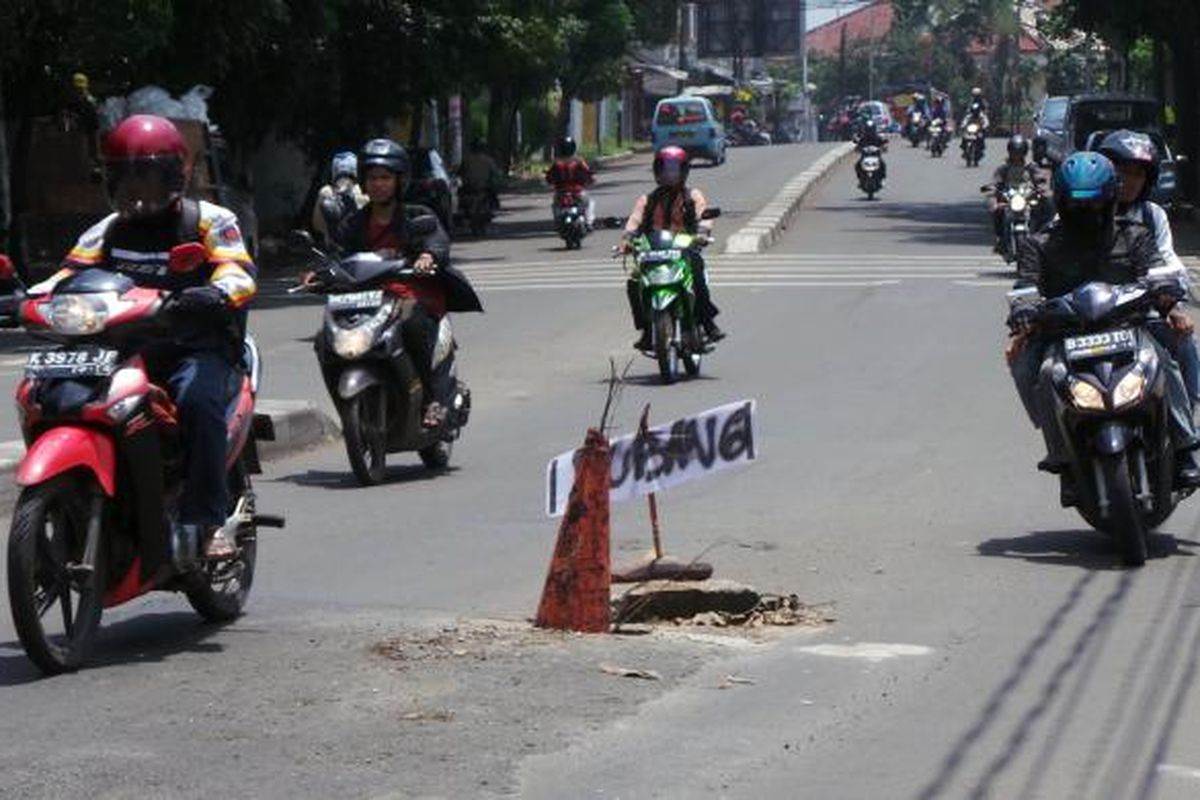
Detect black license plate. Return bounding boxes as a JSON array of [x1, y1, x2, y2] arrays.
[[25, 348, 119, 378], [1064, 329, 1136, 361]]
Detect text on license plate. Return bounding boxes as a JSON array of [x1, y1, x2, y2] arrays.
[[328, 290, 383, 311], [1064, 329, 1136, 359], [25, 348, 119, 378]]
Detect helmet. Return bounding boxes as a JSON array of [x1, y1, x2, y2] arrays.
[[72, 72, 90, 91], [557, 137, 577, 157], [102, 114, 189, 218], [913, 92, 924, 102], [359, 138, 408, 177], [330, 151, 357, 181], [652, 145, 690, 186], [1054, 152, 1119, 234], [971, 86, 983, 96], [1006, 134, 1029, 158], [1097, 129, 1159, 201]]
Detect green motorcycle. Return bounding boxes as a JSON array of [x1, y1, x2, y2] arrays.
[[625, 210, 719, 384]]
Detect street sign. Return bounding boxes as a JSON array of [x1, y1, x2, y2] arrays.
[[546, 399, 757, 517]]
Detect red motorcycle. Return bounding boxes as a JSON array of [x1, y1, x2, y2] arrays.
[[0, 246, 283, 675]]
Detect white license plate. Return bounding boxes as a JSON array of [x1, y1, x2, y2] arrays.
[[25, 348, 119, 378], [862, 157, 880, 169], [1064, 329, 1136, 361], [327, 290, 383, 311]]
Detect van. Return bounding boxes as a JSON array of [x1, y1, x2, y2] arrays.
[[651, 96, 726, 165]]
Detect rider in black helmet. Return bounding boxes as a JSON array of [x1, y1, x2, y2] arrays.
[[989, 134, 1044, 252]]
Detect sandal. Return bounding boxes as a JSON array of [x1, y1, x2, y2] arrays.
[[422, 401, 447, 429], [203, 529, 236, 561]]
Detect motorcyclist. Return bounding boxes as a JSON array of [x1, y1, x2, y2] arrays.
[[906, 92, 930, 142], [30, 114, 258, 562], [989, 134, 1044, 252], [965, 86, 989, 119], [930, 96, 949, 124], [854, 117, 888, 186], [1006, 151, 1200, 494], [459, 137, 502, 212], [1097, 129, 1200, 405], [312, 151, 367, 247], [329, 138, 483, 428], [545, 136, 595, 229], [621, 145, 724, 347]]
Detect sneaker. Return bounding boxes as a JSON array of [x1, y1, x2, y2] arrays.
[[203, 527, 236, 561], [702, 321, 726, 342], [1174, 451, 1200, 489], [634, 330, 652, 351]]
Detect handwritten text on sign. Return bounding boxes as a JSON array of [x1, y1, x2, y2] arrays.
[[546, 399, 757, 517]]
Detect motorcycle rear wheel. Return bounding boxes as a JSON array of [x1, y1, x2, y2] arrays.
[[654, 310, 679, 385], [419, 441, 452, 470], [7, 473, 104, 675], [1099, 454, 1148, 567], [186, 461, 257, 623], [344, 388, 388, 485]]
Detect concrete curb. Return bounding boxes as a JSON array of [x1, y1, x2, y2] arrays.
[[0, 399, 339, 513], [723, 142, 858, 255]]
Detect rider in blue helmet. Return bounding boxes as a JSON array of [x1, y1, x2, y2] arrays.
[[1006, 152, 1200, 497]]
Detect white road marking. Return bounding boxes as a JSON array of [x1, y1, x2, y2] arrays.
[[1157, 764, 1200, 780], [796, 642, 933, 662]]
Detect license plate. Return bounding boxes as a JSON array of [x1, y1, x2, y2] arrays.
[[25, 348, 119, 378], [1064, 329, 1136, 361], [862, 157, 880, 169], [327, 290, 383, 311], [673, 131, 693, 140]]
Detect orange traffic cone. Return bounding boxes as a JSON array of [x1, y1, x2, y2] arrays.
[[535, 428, 612, 632]]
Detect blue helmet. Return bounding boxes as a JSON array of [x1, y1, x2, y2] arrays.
[[330, 151, 357, 181], [1053, 152, 1118, 206]]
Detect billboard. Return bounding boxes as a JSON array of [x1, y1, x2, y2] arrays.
[[697, 0, 801, 58]]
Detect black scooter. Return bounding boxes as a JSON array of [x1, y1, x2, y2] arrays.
[[291, 230, 470, 484]]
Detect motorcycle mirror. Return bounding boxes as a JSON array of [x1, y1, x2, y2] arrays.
[[599, 216, 626, 230], [168, 242, 208, 274], [700, 207, 722, 220], [980, 184, 993, 192], [409, 215, 439, 237]]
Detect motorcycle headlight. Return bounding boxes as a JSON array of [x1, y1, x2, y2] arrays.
[[49, 294, 109, 335], [332, 326, 375, 359], [1113, 370, 1146, 408], [1069, 379, 1105, 411], [1009, 194, 1028, 213]]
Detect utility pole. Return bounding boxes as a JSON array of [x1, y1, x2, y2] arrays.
[[798, 0, 812, 141]]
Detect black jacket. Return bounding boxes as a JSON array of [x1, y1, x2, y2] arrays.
[[1016, 217, 1163, 299], [335, 202, 483, 313]]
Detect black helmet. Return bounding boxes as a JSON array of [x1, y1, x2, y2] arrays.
[[1097, 129, 1159, 202], [557, 136, 577, 157], [358, 138, 409, 179], [1007, 134, 1029, 158]]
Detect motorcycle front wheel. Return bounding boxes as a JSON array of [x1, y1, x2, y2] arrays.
[[186, 460, 257, 622], [344, 388, 388, 485], [653, 309, 679, 385], [7, 473, 104, 674], [1098, 453, 1148, 567]]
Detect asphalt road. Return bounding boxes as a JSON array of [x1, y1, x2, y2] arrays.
[[4, 138, 1200, 799]]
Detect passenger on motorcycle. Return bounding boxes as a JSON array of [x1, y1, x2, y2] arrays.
[[545, 137, 595, 229], [330, 138, 482, 428], [1098, 129, 1200, 405], [312, 151, 367, 247], [1006, 152, 1200, 490], [30, 114, 258, 561], [621, 145, 724, 348], [990, 134, 1044, 252], [854, 118, 888, 186], [459, 137, 502, 212], [930, 96, 948, 123]]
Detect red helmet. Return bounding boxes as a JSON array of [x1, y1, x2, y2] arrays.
[[102, 115, 190, 218], [653, 145, 690, 187]]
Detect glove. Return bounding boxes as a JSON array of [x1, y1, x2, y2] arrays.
[[175, 285, 228, 313]]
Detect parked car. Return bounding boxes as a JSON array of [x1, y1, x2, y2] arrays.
[[405, 147, 455, 229], [857, 101, 898, 134], [1031, 95, 1069, 165], [651, 96, 726, 165]]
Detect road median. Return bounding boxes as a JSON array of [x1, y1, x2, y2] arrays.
[[724, 142, 857, 255]]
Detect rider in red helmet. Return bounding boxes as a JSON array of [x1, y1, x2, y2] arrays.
[[622, 145, 724, 348], [30, 114, 258, 564]]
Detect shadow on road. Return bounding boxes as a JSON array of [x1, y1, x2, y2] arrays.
[[810, 199, 989, 249], [0, 610, 229, 687], [274, 464, 458, 490], [977, 528, 1198, 568]]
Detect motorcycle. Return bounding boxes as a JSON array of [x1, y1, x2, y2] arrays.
[[291, 229, 471, 485], [928, 119, 949, 158], [856, 145, 885, 200], [457, 185, 493, 237], [984, 181, 1046, 264], [621, 208, 721, 385], [727, 122, 772, 147], [555, 190, 589, 250], [905, 111, 927, 148], [962, 121, 985, 167], [1008, 267, 1193, 566], [0, 247, 283, 675]]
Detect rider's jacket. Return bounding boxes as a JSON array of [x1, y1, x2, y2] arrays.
[[625, 185, 709, 236], [545, 157, 594, 194], [460, 152, 501, 191], [1016, 217, 1163, 299], [992, 163, 1041, 196]]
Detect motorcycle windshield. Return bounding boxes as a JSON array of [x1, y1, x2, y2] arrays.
[[337, 253, 410, 287], [642, 264, 686, 286]]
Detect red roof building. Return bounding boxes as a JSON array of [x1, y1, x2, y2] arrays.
[[806, 1, 895, 57]]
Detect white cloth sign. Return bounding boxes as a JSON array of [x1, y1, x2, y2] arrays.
[[545, 399, 757, 517]]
